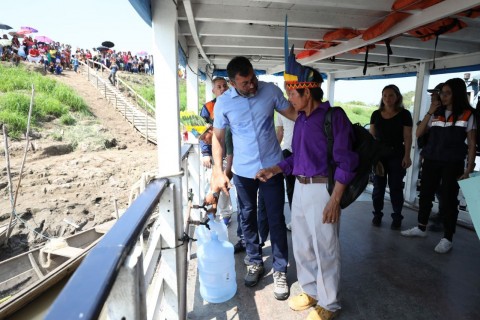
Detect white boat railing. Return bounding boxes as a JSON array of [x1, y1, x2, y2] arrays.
[[45, 142, 208, 320]]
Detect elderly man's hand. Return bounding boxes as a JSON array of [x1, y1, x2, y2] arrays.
[[255, 165, 282, 182]]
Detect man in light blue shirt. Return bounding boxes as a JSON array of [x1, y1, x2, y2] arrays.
[[212, 56, 296, 300]]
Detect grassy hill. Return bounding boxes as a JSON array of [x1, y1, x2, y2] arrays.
[[0, 63, 90, 139]]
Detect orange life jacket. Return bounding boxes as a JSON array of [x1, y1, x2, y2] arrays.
[[391, 0, 444, 11], [323, 28, 362, 42], [296, 41, 338, 59], [349, 44, 376, 54], [408, 18, 467, 41], [205, 100, 215, 120], [457, 5, 480, 19], [304, 40, 337, 50], [362, 12, 411, 41], [296, 50, 318, 60]]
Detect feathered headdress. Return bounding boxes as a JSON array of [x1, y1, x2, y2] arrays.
[[284, 16, 320, 90]]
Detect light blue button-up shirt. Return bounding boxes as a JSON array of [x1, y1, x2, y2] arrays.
[[213, 81, 290, 178]]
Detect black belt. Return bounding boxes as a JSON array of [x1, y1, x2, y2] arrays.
[[296, 175, 328, 184]]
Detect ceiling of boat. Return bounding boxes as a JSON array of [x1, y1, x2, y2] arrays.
[[175, 0, 480, 78]]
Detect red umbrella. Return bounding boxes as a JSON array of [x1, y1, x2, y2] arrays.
[[20, 26, 38, 33], [17, 29, 32, 36], [8, 31, 24, 38], [35, 35, 53, 43]]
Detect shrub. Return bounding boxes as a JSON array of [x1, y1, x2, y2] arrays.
[[60, 114, 76, 125], [35, 94, 68, 118], [0, 110, 28, 138], [352, 107, 366, 115], [51, 85, 89, 113], [0, 92, 31, 116]]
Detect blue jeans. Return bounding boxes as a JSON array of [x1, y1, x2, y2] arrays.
[[236, 190, 269, 243], [233, 173, 287, 272]]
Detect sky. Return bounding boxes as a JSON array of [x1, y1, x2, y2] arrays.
[[2, 1, 479, 104], [1, 0, 152, 55]]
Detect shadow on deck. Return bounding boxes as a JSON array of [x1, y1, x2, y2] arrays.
[[187, 197, 480, 320]]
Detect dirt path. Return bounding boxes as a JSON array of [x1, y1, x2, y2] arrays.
[[0, 67, 158, 260]]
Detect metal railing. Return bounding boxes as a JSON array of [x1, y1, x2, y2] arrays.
[[79, 60, 157, 144], [45, 143, 205, 320], [84, 59, 155, 114]]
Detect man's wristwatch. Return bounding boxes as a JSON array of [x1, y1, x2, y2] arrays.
[[212, 192, 219, 199]]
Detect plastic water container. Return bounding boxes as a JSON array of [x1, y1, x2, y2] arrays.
[[208, 214, 228, 242], [195, 214, 228, 246], [197, 233, 237, 303]]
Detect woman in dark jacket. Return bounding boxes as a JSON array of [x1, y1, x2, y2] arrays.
[[402, 78, 477, 253]]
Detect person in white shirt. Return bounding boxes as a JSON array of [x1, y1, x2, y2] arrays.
[[276, 113, 296, 210]]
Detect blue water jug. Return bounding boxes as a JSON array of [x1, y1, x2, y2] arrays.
[[207, 214, 228, 242], [197, 232, 236, 303], [195, 214, 228, 247]]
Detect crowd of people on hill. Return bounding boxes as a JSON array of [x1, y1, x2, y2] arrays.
[[0, 34, 154, 76]]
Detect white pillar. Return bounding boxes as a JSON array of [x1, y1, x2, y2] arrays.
[[187, 46, 199, 113], [326, 72, 335, 105], [152, 0, 181, 177], [151, 2, 185, 320], [205, 78, 213, 103], [404, 62, 432, 204]]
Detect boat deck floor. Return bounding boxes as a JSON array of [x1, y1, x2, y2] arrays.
[[187, 198, 480, 320]]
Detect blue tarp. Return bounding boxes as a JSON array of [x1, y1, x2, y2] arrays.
[[178, 45, 187, 68], [128, 0, 152, 26]]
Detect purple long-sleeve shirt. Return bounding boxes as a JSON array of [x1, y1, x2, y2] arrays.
[[278, 101, 358, 185]]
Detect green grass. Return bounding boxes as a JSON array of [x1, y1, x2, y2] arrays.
[[60, 114, 76, 125], [335, 101, 376, 126], [120, 75, 206, 112], [0, 63, 90, 138]]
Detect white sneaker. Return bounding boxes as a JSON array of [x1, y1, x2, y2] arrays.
[[434, 238, 453, 253], [401, 226, 427, 237], [273, 271, 289, 300]]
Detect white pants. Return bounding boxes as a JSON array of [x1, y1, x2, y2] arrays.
[[27, 55, 42, 63], [291, 181, 341, 312]]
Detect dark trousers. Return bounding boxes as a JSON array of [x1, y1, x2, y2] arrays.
[[233, 173, 288, 272], [418, 159, 463, 239], [236, 191, 269, 243], [282, 149, 295, 208], [372, 156, 406, 221]]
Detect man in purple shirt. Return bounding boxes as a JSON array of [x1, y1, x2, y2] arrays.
[[256, 49, 358, 320]]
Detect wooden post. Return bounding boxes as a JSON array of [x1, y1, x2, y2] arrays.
[[3, 125, 15, 246]]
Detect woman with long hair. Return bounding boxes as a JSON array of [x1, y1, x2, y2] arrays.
[[402, 78, 477, 253], [370, 84, 413, 230]]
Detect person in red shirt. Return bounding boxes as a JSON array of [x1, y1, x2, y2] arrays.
[[27, 45, 41, 63]]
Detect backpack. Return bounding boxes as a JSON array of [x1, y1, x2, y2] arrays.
[[324, 107, 391, 209]]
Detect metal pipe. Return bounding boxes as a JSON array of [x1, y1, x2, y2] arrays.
[[171, 176, 187, 320]]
